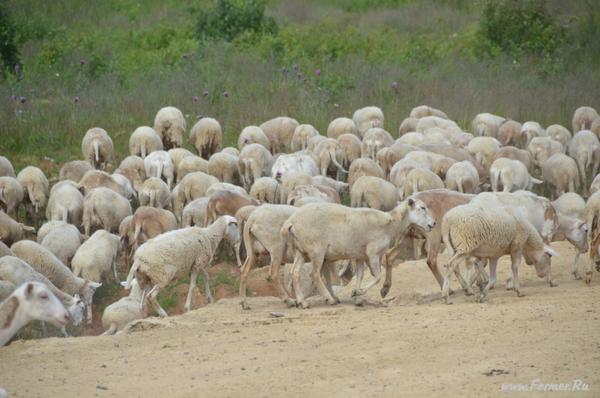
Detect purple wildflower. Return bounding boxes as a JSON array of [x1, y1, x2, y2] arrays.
[[292, 64, 298, 71], [315, 69, 321, 76], [74, 96, 80, 103], [282, 66, 288, 73], [10, 95, 16, 101], [223, 91, 229, 97], [203, 90, 209, 97], [391, 81, 399, 90], [19, 96, 26, 104], [193, 96, 199, 102], [79, 59, 86, 66]]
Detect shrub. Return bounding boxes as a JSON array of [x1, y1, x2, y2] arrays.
[[0, 3, 19, 76], [196, 0, 277, 42]]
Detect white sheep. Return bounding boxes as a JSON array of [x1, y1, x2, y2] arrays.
[[583, 191, 600, 283], [45, 181, 84, 225], [350, 176, 399, 211], [111, 173, 136, 201], [101, 279, 143, 335], [72, 230, 120, 283], [181, 197, 209, 227], [497, 120, 523, 146], [415, 116, 458, 134], [222, 147, 240, 157], [82, 187, 132, 236], [409, 105, 448, 119], [572, 106, 599, 133], [541, 153, 579, 199], [491, 146, 535, 173], [0, 176, 23, 217], [279, 172, 313, 204], [16, 166, 49, 224], [0, 211, 34, 246], [271, 152, 318, 181], [124, 216, 239, 315], [337, 133, 362, 171], [592, 117, 600, 138], [238, 143, 273, 191], [0, 156, 15, 177], [445, 160, 480, 194], [312, 176, 349, 198], [397, 132, 425, 146], [291, 124, 320, 151], [249, 177, 280, 204], [527, 136, 564, 168], [138, 177, 171, 209], [466, 136, 501, 170], [207, 152, 240, 184], [128, 126, 163, 158], [490, 158, 542, 192], [470, 113, 505, 137], [546, 124, 571, 149], [259, 116, 299, 153], [552, 192, 585, 219], [402, 168, 445, 199], [353, 106, 384, 137], [348, 158, 385, 188], [79, 170, 127, 197], [171, 171, 218, 220], [153, 106, 186, 149], [521, 121, 546, 146], [205, 182, 247, 197], [81, 127, 114, 170], [0, 280, 15, 301], [116, 156, 146, 191], [327, 117, 359, 138], [313, 138, 348, 178], [0, 281, 70, 346], [591, 174, 600, 195], [568, 130, 600, 192], [307, 135, 327, 151], [238, 126, 271, 152], [0, 241, 13, 259], [361, 127, 394, 160], [40, 222, 82, 267], [189, 117, 222, 159], [398, 117, 418, 136], [144, 150, 174, 189], [59, 160, 94, 183], [176, 155, 209, 183]]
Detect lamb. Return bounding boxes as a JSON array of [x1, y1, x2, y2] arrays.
[[40, 222, 82, 266], [0, 282, 70, 346], [347, 158, 385, 188], [402, 168, 445, 199], [470, 113, 505, 137], [239, 143, 273, 191], [181, 197, 209, 227], [497, 120, 523, 146], [101, 279, 143, 335], [466, 136, 501, 169], [72, 230, 121, 283], [281, 199, 435, 308], [205, 190, 259, 226], [171, 171, 218, 220], [271, 152, 318, 181], [527, 137, 564, 168], [16, 166, 49, 224], [78, 170, 127, 197], [521, 121, 546, 146], [541, 154, 579, 199], [238, 126, 271, 152], [189, 117, 222, 159], [144, 150, 174, 188], [398, 117, 418, 136], [350, 176, 399, 211], [490, 158, 542, 192], [124, 216, 240, 315], [82, 187, 132, 236], [546, 124, 571, 149], [491, 146, 534, 173], [568, 130, 600, 192], [0, 156, 15, 177], [259, 116, 299, 153], [45, 181, 84, 225], [0, 176, 23, 217], [572, 106, 599, 133], [361, 127, 394, 160], [409, 105, 448, 119], [552, 213, 588, 280], [153, 106, 186, 149], [207, 152, 240, 184], [239, 204, 298, 309], [11, 240, 102, 322], [249, 177, 280, 204], [313, 138, 348, 178], [138, 177, 171, 209], [353, 106, 384, 137], [291, 124, 320, 151], [441, 201, 556, 303], [327, 117, 359, 138], [445, 160, 480, 194], [0, 211, 34, 246], [128, 126, 163, 158]]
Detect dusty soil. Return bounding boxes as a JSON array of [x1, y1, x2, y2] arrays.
[[1, 241, 599, 397]]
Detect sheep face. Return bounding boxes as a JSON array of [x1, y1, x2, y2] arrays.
[[22, 282, 70, 328], [68, 294, 85, 326], [81, 281, 102, 308], [525, 244, 556, 278], [565, 221, 588, 253], [223, 216, 240, 245], [406, 198, 435, 232]]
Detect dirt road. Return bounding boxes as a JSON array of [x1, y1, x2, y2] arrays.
[[1, 241, 599, 397]]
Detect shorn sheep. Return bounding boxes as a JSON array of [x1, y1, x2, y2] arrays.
[[189, 117, 223, 159], [72, 230, 121, 283], [568, 130, 600, 192], [81, 127, 114, 170], [281, 199, 435, 308], [124, 216, 240, 315], [291, 124, 320, 152], [16, 166, 49, 225], [445, 160, 480, 194], [128, 126, 163, 159], [138, 177, 171, 209], [59, 160, 94, 183], [207, 152, 240, 185], [153, 106, 186, 149], [82, 187, 132, 236], [40, 222, 82, 266], [0, 176, 23, 217], [0, 282, 70, 346]]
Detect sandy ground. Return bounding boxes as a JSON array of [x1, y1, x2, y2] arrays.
[[1, 241, 599, 398]]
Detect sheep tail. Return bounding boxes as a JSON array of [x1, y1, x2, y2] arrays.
[[132, 222, 142, 253], [280, 221, 295, 261], [156, 161, 163, 180], [491, 168, 500, 192], [243, 159, 252, 188], [123, 259, 140, 289], [329, 150, 348, 174], [61, 206, 69, 223], [93, 140, 100, 163], [141, 141, 147, 159], [456, 177, 464, 193], [149, 190, 156, 207]]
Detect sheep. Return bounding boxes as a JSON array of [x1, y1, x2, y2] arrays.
[[259, 116, 299, 153], [0, 176, 23, 217], [0, 281, 70, 346], [353, 106, 384, 137], [591, 174, 600, 195], [491, 146, 534, 173], [138, 177, 171, 209], [307, 135, 327, 152], [350, 176, 399, 211], [348, 158, 385, 189], [287, 184, 339, 206], [291, 124, 320, 152], [546, 124, 571, 149], [0, 211, 34, 246], [466, 136, 501, 170], [0, 256, 85, 329], [58, 160, 94, 183], [541, 154, 579, 199], [313, 138, 349, 178], [397, 132, 425, 146], [527, 136, 564, 169], [361, 127, 394, 160], [271, 152, 318, 182], [249, 177, 280, 204], [592, 117, 600, 139], [222, 147, 240, 157], [144, 150, 174, 189], [82, 187, 132, 236], [126, 207, 178, 250], [124, 216, 240, 315], [402, 168, 445, 199], [171, 171, 219, 220], [111, 173, 136, 200], [402, 151, 456, 179], [572, 106, 599, 133], [470, 113, 505, 137], [128, 126, 163, 158], [568, 130, 600, 192], [205, 182, 247, 197], [312, 176, 349, 198], [16, 166, 48, 224], [45, 181, 84, 225], [521, 121, 546, 146], [0, 156, 15, 177], [81, 127, 114, 170], [327, 117, 359, 138], [168, 147, 195, 175], [115, 166, 144, 194], [497, 120, 523, 146], [415, 116, 458, 134], [189, 117, 222, 159], [239, 204, 298, 309], [552, 192, 586, 219], [175, 155, 209, 183], [441, 201, 556, 303], [153, 106, 186, 149], [552, 213, 588, 280], [118, 155, 147, 182], [398, 117, 418, 136], [336, 133, 362, 171], [101, 279, 143, 336], [181, 197, 209, 227], [205, 190, 259, 226], [281, 199, 435, 308], [0, 241, 13, 259], [583, 191, 600, 283], [239, 143, 273, 191], [409, 105, 448, 119], [419, 144, 487, 180], [0, 280, 15, 301], [36, 221, 64, 244], [40, 222, 82, 266], [489, 158, 542, 192], [445, 160, 480, 194], [78, 170, 127, 197], [207, 152, 240, 185], [279, 172, 313, 204], [238, 126, 271, 152], [72, 230, 121, 283]]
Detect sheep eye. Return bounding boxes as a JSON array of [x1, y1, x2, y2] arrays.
[[40, 293, 49, 300]]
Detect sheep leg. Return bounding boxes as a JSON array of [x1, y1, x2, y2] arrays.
[[101, 324, 117, 336], [356, 254, 383, 296], [268, 248, 293, 306], [309, 253, 337, 306], [425, 239, 444, 289], [463, 258, 476, 296], [510, 254, 524, 297], [322, 263, 340, 304], [112, 256, 119, 282], [291, 252, 308, 308], [147, 285, 168, 317], [572, 252, 581, 280], [453, 260, 470, 293], [185, 269, 199, 312], [354, 262, 366, 296], [479, 258, 498, 302], [202, 268, 214, 304], [442, 253, 465, 304], [239, 253, 256, 310]]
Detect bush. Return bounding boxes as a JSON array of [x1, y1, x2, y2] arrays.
[[196, 0, 277, 42], [0, 4, 19, 76]]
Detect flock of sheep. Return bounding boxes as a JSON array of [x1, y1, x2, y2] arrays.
[[1, 103, 600, 345]]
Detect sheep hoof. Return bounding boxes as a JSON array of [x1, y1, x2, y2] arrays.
[[516, 291, 525, 297], [476, 294, 486, 303], [326, 297, 338, 306], [548, 280, 558, 287], [464, 288, 474, 296], [240, 301, 251, 311], [351, 289, 365, 297], [572, 271, 581, 280], [284, 298, 297, 308], [297, 301, 310, 309], [380, 285, 390, 298], [585, 272, 592, 285]]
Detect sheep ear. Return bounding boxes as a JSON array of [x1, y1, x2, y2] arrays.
[[407, 198, 415, 208], [531, 177, 543, 185], [543, 244, 558, 257], [25, 282, 35, 299]]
